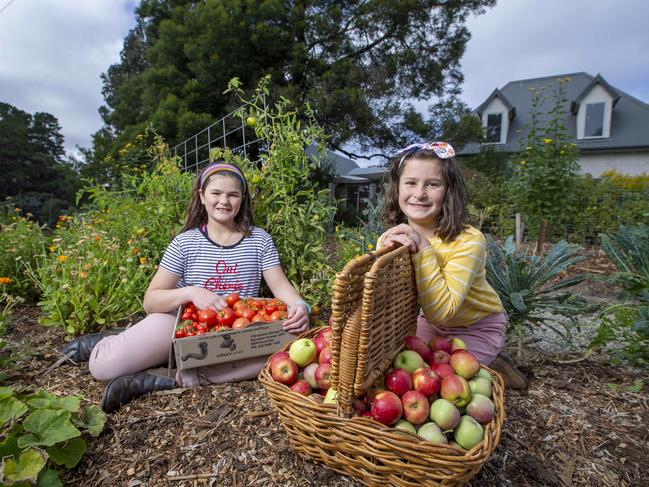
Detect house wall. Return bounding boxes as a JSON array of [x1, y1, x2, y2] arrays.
[[579, 152, 649, 177], [481, 97, 510, 144]]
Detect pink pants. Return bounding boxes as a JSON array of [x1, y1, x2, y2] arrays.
[[88, 313, 267, 387], [416, 312, 507, 365]]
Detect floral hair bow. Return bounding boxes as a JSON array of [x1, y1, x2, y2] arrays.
[[397, 141, 456, 167]]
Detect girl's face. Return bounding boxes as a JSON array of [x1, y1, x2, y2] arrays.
[[199, 174, 243, 226], [398, 157, 447, 227]]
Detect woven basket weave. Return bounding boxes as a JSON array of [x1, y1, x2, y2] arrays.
[[259, 246, 505, 486]]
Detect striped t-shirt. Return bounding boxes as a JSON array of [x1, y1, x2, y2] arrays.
[[159, 226, 281, 297], [411, 225, 503, 327]]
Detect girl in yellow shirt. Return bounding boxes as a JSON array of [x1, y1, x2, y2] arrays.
[[378, 142, 527, 389]]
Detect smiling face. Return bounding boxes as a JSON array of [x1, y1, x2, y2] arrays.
[[199, 173, 243, 227], [398, 157, 447, 228]]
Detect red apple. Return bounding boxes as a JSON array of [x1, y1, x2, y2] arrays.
[[440, 375, 472, 407], [302, 362, 319, 389], [271, 357, 298, 386], [449, 350, 480, 379], [318, 346, 332, 365], [371, 391, 403, 425], [411, 367, 441, 398], [384, 368, 413, 397], [430, 350, 451, 365], [313, 336, 328, 355], [430, 362, 455, 379], [364, 387, 384, 409], [428, 336, 452, 353], [353, 399, 368, 416], [269, 351, 290, 369], [466, 394, 495, 424], [316, 326, 333, 346], [361, 410, 373, 418], [401, 390, 430, 425], [404, 336, 433, 363], [314, 363, 333, 390], [290, 379, 312, 396]]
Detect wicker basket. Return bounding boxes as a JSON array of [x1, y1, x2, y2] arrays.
[[259, 246, 505, 486]]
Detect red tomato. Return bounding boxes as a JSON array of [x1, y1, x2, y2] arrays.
[[175, 328, 186, 339], [181, 312, 193, 321], [225, 293, 240, 307], [251, 313, 267, 323], [186, 331, 196, 337], [217, 307, 236, 327], [197, 308, 218, 327], [248, 299, 264, 311], [232, 317, 251, 329], [241, 307, 256, 320], [265, 303, 278, 314], [233, 300, 247, 312], [191, 312, 198, 321], [270, 310, 288, 321], [196, 322, 209, 333]]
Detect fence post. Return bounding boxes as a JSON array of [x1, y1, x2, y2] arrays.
[[515, 213, 523, 252]]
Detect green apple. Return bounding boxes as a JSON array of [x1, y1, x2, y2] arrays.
[[477, 367, 493, 382], [429, 398, 460, 430], [453, 415, 484, 450], [323, 388, 338, 404], [393, 350, 424, 374], [289, 338, 317, 367], [469, 377, 492, 398], [394, 419, 417, 434], [417, 422, 448, 444]]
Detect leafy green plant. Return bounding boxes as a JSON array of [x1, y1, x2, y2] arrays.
[[0, 386, 106, 486], [590, 224, 649, 364], [0, 205, 48, 302], [221, 76, 338, 309], [485, 235, 591, 357], [28, 139, 192, 336]]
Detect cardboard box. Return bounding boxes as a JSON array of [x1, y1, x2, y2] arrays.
[[169, 305, 295, 371]]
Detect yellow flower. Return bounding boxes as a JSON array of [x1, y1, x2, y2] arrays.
[[139, 257, 147, 265], [57, 255, 68, 263], [79, 271, 88, 279], [14, 207, 20, 212], [0, 277, 12, 284], [520, 160, 527, 165], [543, 138, 553, 144], [136, 228, 146, 235], [367, 243, 374, 250], [49, 245, 57, 252]]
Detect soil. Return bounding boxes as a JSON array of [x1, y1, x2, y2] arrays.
[[4, 252, 648, 487]]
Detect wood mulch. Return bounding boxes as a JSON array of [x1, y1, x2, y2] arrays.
[[4, 254, 647, 486]]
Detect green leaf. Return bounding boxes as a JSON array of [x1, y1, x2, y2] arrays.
[[27, 390, 80, 412], [0, 386, 15, 400], [18, 409, 81, 448], [0, 396, 28, 426], [73, 405, 107, 437], [1, 447, 47, 483], [510, 292, 527, 313], [37, 468, 63, 487], [46, 437, 87, 468], [627, 379, 644, 393], [0, 435, 21, 460]]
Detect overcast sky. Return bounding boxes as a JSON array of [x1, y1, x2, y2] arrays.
[[1, 0, 648, 159]]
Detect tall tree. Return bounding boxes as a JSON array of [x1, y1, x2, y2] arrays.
[[94, 0, 494, 165], [0, 102, 80, 224]]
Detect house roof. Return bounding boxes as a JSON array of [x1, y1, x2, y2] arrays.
[[460, 72, 649, 155], [476, 88, 516, 120], [306, 145, 387, 182]]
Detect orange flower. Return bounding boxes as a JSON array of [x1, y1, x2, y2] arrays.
[[93, 235, 101, 242], [57, 255, 68, 263], [0, 277, 12, 284], [79, 271, 88, 279], [132, 247, 140, 255]]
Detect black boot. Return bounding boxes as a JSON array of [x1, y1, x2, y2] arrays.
[[100, 371, 176, 413], [60, 328, 124, 362]]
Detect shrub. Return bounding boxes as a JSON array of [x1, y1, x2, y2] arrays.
[[0, 387, 106, 485]]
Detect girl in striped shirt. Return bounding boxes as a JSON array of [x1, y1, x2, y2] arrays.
[[378, 142, 528, 390], [63, 162, 311, 411]]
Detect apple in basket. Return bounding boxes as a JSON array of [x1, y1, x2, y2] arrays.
[[466, 394, 495, 424], [323, 388, 337, 404], [449, 350, 480, 379], [429, 398, 461, 430], [318, 346, 333, 365], [317, 326, 334, 346], [469, 377, 492, 398], [353, 399, 368, 416], [289, 338, 317, 367], [429, 362, 455, 379], [313, 335, 328, 355], [411, 367, 441, 398], [393, 350, 424, 374], [269, 351, 290, 369], [384, 368, 413, 397], [371, 391, 403, 425], [401, 390, 430, 425], [302, 362, 319, 389], [271, 356, 298, 386], [454, 416, 485, 450], [450, 337, 467, 353], [430, 349, 451, 365], [417, 422, 448, 444], [394, 419, 417, 434], [477, 368, 493, 382], [440, 375, 472, 407], [429, 336, 452, 354], [315, 363, 333, 389], [290, 379, 312, 396]]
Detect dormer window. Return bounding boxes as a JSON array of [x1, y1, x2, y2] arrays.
[[486, 113, 503, 143], [584, 102, 605, 137]]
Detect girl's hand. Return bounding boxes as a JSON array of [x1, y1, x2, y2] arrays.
[[282, 302, 310, 334], [380, 224, 430, 253], [188, 286, 227, 311]]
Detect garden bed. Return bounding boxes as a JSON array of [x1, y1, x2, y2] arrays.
[[5, 297, 647, 487]]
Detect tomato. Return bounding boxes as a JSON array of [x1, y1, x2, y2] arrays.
[[233, 300, 248, 313], [232, 317, 250, 329], [248, 299, 264, 311], [251, 313, 268, 323], [217, 307, 236, 327], [175, 328, 186, 339], [241, 307, 256, 320], [265, 303, 278, 314], [197, 308, 218, 327], [181, 312, 193, 321], [277, 302, 287, 311], [225, 293, 240, 307], [270, 310, 288, 321], [186, 330, 196, 337], [196, 321, 209, 333]]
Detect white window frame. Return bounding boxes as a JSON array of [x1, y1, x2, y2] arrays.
[[577, 85, 613, 139]]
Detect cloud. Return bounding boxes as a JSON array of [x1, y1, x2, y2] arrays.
[[0, 0, 136, 154]]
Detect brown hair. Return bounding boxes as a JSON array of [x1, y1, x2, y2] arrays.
[[382, 149, 469, 242], [180, 161, 253, 234]]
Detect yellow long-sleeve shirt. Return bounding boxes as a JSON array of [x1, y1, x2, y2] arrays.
[[383, 225, 503, 327]]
